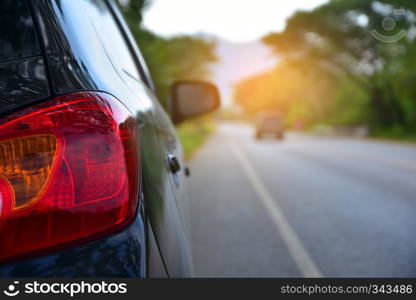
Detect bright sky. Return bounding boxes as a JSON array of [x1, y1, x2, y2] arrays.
[[143, 0, 328, 42]]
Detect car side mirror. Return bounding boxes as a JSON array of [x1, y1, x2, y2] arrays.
[[169, 80, 220, 124]]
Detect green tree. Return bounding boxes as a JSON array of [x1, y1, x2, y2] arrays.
[[116, 0, 217, 106], [262, 0, 416, 133]]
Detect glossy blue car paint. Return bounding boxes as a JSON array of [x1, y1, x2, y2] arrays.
[[0, 214, 146, 277]]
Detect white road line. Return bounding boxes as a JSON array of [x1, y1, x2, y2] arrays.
[[228, 141, 323, 278]]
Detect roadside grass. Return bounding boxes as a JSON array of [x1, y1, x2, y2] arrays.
[[177, 117, 216, 159], [306, 123, 416, 144], [371, 129, 416, 144]]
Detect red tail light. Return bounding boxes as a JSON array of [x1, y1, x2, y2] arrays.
[[0, 92, 139, 262]]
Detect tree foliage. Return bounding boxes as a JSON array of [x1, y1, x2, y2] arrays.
[[236, 0, 416, 135], [116, 0, 217, 105]]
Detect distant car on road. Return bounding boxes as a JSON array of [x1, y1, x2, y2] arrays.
[[255, 111, 285, 140]]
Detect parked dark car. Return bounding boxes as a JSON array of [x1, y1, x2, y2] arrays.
[[255, 111, 285, 140], [0, 0, 219, 277]]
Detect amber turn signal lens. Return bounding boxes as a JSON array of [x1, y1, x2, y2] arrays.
[[0, 135, 57, 210]]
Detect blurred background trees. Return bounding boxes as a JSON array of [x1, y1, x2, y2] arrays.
[[235, 0, 416, 139], [116, 0, 217, 106], [116, 0, 415, 140]]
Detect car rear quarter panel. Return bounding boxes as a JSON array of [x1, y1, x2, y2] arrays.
[[5, 0, 193, 277]]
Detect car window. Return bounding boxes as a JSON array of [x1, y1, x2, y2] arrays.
[[0, 0, 41, 63], [84, 0, 141, 82], [106, 0, 156, 91]]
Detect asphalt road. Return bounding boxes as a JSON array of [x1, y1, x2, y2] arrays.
[[188, 123, 416, 277]]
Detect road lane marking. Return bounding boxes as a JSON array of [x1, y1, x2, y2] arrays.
[[229, 141, 323, 278]]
